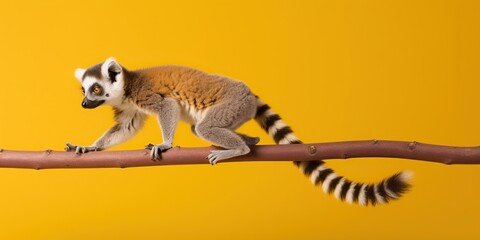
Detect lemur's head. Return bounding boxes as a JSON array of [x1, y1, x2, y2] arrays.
[[74, 57, 125, 109]]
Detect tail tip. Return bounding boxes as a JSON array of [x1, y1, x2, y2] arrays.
[[386, 171, 413, 200], [352, 171, 413, 206], [399, 170, 414, 182]]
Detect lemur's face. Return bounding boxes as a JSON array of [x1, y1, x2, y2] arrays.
[[74, 58, 124, 109]]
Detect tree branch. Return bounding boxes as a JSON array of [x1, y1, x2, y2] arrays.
[[0, 140, 479, 170]]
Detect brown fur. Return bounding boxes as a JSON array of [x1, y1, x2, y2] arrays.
[[122, 65, 245, 111]]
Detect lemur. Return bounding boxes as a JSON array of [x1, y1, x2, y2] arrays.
[[67, 57, 411, 206]]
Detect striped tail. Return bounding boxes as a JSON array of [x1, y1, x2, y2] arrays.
[[254, 97, 411, 206]]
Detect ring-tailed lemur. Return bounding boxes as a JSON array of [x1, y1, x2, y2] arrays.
[[67, 57, 411, 206]]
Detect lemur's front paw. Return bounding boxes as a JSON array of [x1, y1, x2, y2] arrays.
[[65, 143, 99, 155], [145, 143, 172, 161]]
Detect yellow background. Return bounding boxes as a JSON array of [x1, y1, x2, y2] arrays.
[[0, 0, 479, 239]]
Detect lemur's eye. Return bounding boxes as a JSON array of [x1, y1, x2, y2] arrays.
[[93, 86, 102, 95], [89, 83, 104, 96]]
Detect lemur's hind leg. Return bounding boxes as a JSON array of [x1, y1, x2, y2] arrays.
[[191, 125, 259, 146], [195, 95, 257, 164], [198, 126, 249, 165]]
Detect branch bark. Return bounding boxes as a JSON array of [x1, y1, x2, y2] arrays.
[[0, 140, 479, 169]]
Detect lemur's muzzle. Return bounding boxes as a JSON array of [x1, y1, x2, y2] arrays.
[[82, 97, 105, 109]]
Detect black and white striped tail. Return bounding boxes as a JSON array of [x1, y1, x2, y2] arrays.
[[254, 97, 411, 206]]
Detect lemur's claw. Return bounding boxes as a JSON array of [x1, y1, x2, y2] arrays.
[[207, 151, 222, 165], [65, 143, 98, 155], [65, 143, 75, 151], [146, 143, 172, 161]]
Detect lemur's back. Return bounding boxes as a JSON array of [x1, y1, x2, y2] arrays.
[[133, 65, 250, 110]]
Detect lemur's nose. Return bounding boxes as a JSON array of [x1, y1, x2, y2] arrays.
[[81, 97, 105, 109]]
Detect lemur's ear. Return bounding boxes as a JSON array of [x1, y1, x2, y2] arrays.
[[74, 68, 86, 82], [101, 57, 122, 83]]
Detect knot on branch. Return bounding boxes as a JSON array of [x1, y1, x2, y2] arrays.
[[408, 141, 418, 151], [308, 145, 317, 155]]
